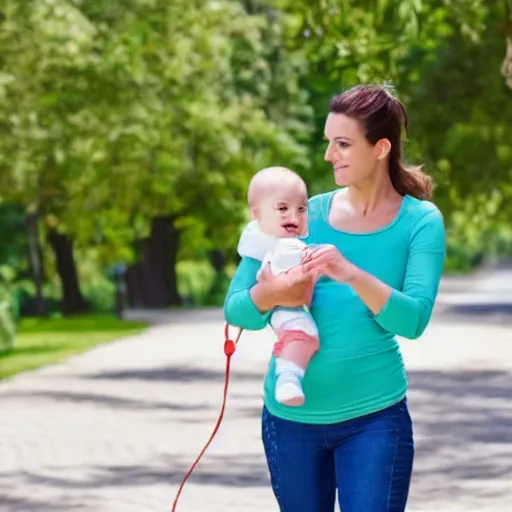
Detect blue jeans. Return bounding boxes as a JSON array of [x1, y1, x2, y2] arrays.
[[261, 398, 414, 512]]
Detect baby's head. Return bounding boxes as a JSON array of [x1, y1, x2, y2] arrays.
[[248, 166, 308, 238]]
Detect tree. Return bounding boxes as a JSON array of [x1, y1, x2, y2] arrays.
[[74, 0, 312, 307], [0, 0, 102, 313], [0, 1, 313, 309]]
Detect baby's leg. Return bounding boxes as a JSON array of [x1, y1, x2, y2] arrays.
[[271, 308, 319, 407], [274, 329, 319, 368]]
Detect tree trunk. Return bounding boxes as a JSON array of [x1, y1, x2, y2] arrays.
[[126, 215, 181, 308], [25, 213, 46, 316], [47, 229, 88, 315]]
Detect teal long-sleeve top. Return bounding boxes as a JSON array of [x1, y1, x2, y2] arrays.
[[224, 190, 446, 424]]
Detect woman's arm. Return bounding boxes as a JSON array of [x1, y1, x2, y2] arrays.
[[370, 209, 445, 339], [224, 257, 315, 330], [303, 208, 446, 339], [223, 257, 272, 330]]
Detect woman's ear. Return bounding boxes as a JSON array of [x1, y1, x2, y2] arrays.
[[376, 138, 391, 160]]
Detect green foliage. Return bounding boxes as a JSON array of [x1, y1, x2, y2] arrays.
[[205, 271, 233, 307], [0, 203, 27, 268], [0, 0, 312, 266], [0, 266, 18, 353], [405, 5, 512, 222], [445, 196, 512, 272], [81, 279, 116, 313], [176, 260, 235, 306]]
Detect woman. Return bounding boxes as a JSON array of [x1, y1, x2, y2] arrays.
[[223, 84, 446, 512]]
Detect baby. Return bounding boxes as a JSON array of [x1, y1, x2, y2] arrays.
[[237, 167, 319, 406]]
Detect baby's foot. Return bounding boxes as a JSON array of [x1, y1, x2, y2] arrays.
[[275, 372, 305, 406]]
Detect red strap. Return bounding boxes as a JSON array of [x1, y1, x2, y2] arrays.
[[171, 323, 243, 511]]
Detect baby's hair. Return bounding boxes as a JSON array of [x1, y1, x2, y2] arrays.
[[248, 167, 307, 207]]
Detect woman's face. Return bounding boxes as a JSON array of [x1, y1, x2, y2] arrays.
[[324, 113, 386, 187]]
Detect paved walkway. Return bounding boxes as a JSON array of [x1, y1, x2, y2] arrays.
[[1, 277, 511, 511]]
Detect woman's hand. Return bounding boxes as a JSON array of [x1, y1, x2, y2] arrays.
[[259, 263, 315, 307], [302, 244, 358, 283], [251, 263, 314, 311]]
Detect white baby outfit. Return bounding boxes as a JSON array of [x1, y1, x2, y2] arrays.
[[237, 221, 318, 404]]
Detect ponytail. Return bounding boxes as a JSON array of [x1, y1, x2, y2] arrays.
[[389, 146, 432, 201]]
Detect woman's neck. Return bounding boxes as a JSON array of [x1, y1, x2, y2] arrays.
[[346, 168, 401, 215]]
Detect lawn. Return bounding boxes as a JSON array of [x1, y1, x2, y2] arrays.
[[0, 314, 149, 380]]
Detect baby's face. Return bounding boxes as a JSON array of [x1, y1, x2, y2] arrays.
[[254, 183, 308, 238]]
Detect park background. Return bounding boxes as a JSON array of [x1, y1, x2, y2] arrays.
[[1, 0, 512, 379]]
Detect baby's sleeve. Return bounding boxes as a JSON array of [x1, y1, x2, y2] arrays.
[[270, 239, 307, 275], [238, 221, 271, 261]]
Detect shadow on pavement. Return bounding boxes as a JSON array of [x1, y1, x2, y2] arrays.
[[3, 365, 265, 417], [434, 302, 512, 326], [124, 307, 226, 325], [5, 389, 212, 412], [100, 455, 270, 488], [446, 303, 512, 316], [0, 494, 85, 511], [6, 454, 270, 491], [407, 370, 512, 504], [85, 365, 263, 383]]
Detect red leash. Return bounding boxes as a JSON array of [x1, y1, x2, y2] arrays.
[[171, 322, 243, 511]]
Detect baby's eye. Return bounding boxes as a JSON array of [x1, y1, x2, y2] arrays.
[[278, 206, 288, 212], [298, 206, 307, 213]]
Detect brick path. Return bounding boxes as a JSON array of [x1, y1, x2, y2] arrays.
[[0, 300, 511, 511]]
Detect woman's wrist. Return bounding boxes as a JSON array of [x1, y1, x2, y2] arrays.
[[343, 262, 362, 284], [249, 281, 277, 313], [328, 259, 360, 284], [344, 264, 393, 314]]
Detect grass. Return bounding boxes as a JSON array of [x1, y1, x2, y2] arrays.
[[0, 314, 149, 380]]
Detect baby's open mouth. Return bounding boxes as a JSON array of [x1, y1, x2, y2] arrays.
[[282, 223, 299, 234]]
